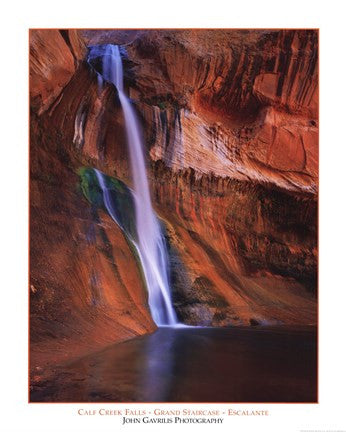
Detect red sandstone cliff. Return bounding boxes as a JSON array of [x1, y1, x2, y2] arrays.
[[30, 30, 155, 384], [81, 29, 318, 325], [30, 29, 318, 380]]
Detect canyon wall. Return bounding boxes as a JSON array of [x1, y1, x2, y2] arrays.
[[30, 29, 318, 380], [116, 30, 318, 326], [30, 30, 155, 384]]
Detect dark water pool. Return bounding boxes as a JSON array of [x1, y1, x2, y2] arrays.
[[31, 326, 317, 402]]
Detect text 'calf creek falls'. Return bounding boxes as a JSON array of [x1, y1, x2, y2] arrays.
[[30, 30, 318, 390]]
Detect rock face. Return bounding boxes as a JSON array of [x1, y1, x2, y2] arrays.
[[30, 29, 318, 377], [29, 30, 155, 382], [154, 163, 316, 326], [30, 30, 86, 114], [114, 29, 318, 326], [126, 30, 318, 193]]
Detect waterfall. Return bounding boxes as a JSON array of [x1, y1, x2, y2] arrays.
[[93, 45, 178, 327]]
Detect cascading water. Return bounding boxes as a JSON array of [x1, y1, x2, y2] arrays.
[[93, 45, 178, 326]]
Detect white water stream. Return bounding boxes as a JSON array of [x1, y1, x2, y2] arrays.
[[95, 45, 178, 326]]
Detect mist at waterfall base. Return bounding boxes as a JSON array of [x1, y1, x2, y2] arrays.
[[89, 44, 180, 327]]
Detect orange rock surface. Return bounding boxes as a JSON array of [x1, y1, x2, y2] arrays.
[[30, 31, 155, 381], [30, 29, 318, 378], [118, 29, 318, 325]]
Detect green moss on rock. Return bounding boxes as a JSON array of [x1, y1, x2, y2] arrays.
[[78, 167, 137, 240]]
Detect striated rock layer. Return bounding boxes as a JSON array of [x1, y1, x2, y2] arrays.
[[30, 29, 318, 379], [84, 29, 318, 326], [125, 29, 318, 194], [29, 30, 155, 385], [153, 162, 316, 326], [127, 30, 318, 326]]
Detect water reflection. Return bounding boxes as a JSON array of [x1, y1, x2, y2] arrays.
[[31, 327, 317, 403], [139, 328, 176, 401]]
